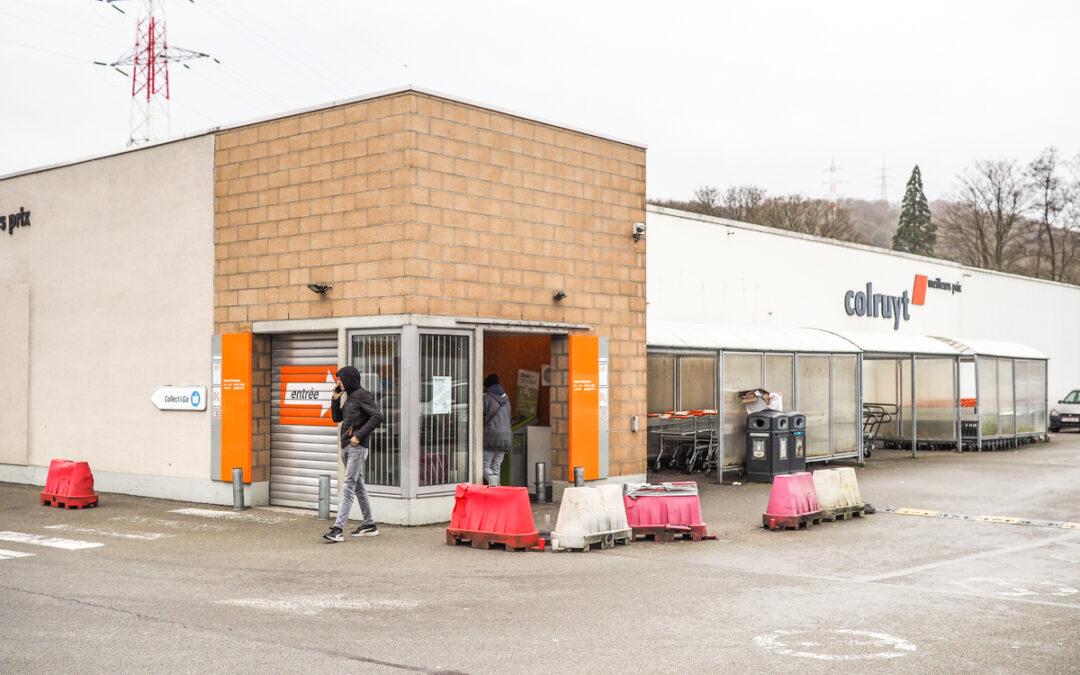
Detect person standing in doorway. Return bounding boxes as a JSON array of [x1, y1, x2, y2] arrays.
[[323, 366, 383, 543], [482, 373, 512, 485]]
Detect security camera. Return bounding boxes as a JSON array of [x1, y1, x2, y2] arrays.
[[632, 222, 646, 241]]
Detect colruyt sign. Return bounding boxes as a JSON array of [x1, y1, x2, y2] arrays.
[[844, 273, 963, 330]]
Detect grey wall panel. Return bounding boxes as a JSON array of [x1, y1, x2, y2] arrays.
[[0, 285, 29, 465]]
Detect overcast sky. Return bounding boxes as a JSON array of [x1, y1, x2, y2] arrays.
[[1, 0, 1078, 201]]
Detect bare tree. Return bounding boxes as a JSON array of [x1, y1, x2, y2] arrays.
[[939, 160, 1029, 271], [1026, 147, 1071, 280], [758, 195, 863, 242], [651, 186, 863, 244], [720, 185, 767, 222], [691, 185, 723, 214]]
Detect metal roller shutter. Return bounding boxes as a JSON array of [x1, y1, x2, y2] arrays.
[[270, 332, 340, 509]]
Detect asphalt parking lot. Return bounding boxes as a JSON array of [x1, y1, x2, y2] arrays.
[[2, 435, 1079, 673]]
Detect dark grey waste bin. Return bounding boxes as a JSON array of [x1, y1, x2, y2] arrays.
[[745, 410, 790, 482], [787, 412, 806, 473]]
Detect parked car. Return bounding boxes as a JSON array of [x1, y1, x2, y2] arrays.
[[1050, 390, 1080, 433]]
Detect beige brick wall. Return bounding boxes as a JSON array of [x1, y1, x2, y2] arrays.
[[214, 90, 647, 478]]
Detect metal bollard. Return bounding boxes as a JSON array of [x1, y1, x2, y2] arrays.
[[317, 474, 331, 521], [231, 467, 244, 511], [573, 466, 585, 487], [534, 462, 547, 503]]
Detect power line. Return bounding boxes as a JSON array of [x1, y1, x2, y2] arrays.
[[879, 157, 891, 203], [195, 0, 344, 100], [272, 1, 405, 79], [0, 37, 96, 62], [0, 7, 125, 46], [215, 0, 358, 94], [3, 0, 117, 30]]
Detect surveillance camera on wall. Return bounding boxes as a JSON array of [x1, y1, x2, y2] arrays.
[[632, 222, 646, 241]]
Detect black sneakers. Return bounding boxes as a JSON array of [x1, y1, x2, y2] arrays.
[[351, 523, 379, 537], [322, 526, 344, 543]]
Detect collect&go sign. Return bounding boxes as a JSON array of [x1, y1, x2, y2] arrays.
[[844, 273, 963, 330]]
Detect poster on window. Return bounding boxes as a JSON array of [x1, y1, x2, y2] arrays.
[[432, 376, 452, 414], [516, 369, 540, 423]]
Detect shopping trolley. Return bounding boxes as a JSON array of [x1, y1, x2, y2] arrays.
[[862, 403, 897, 459], [683, 410, 719, 472]]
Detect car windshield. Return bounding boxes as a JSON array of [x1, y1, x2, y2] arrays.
[[1066, 391, 1080, 404]]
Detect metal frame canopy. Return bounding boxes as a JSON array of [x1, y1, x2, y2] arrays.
[[647, 322, 1049, 469], [933, 337, 1049, 451], [647, 321, 863, 482], [933, 337, 1048, 360], [819, 329, 1047, 455], [821, 329, 960, 458], [647, 321, 860, 353]]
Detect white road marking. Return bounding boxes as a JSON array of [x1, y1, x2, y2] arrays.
[[43, 524, 173, 541], [754, 629, 916, 661], [113, 516, 225, 531], [169, 508, 293, 524], [858, 532, 1080, 582], [215, 595, 422, 616], [0, 531, 103, 550], [0, 549, 35, 560], [952, 577, 1080, 598]]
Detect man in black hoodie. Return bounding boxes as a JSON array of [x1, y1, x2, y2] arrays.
[[323, 366, 384, 543], [482, 373, 512, 485]]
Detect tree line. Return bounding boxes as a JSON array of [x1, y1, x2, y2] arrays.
[[650, 147, 1080, 285]]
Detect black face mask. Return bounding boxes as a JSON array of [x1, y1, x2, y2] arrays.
[[336, 366, 362, 393]]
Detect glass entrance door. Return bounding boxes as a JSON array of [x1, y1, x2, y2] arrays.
[[350, 332, 402, 491], [417, 332, 472, 490]]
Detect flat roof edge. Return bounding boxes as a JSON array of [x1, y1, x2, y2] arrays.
[[1, 85, 646, 182], [647, 204, 1080, 293]]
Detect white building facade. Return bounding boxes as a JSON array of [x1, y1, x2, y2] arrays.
[[646, 206, 1072, 469]]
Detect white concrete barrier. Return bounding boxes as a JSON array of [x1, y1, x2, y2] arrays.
[[811, 469, 844, 511], [551, 484, 632, 551], [835, 467, 864, 508]]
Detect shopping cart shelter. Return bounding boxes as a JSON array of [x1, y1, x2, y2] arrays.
[[646, 323, 862, 473], [647, 206, 1071, 470]]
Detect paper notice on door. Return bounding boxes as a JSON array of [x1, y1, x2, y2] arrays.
[[432, 376, 452, 414], [516, 369, 540, 420]]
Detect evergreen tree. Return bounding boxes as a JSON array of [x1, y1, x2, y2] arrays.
[[892, 165, 936, 255]]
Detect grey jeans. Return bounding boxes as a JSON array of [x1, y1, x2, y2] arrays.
[[482, 449, 505, 486], [334, 445, 374, 528]]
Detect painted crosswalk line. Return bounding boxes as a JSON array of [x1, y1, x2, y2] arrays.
[[43, 524, 174, 541], [0, 531, 103, 550], [0, 549, 35, 560], [112, 516, 225, 532], [880, 507, 1080, 531], [169, 508, 293, 524], [215, 595, 423, 616]]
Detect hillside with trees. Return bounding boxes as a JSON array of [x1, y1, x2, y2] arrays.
[[650, 147, 1080, 286]]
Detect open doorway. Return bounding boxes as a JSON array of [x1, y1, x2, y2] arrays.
[[482, 332, 552, 492]]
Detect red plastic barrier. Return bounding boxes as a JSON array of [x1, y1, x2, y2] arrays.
[[41, 459, 98, 509], [623, 483, 714, 541], [445, 485, 540, 550], [42, 459, 73, 496], [762, 472, 820, 530], [624, 493, 704, 529]]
